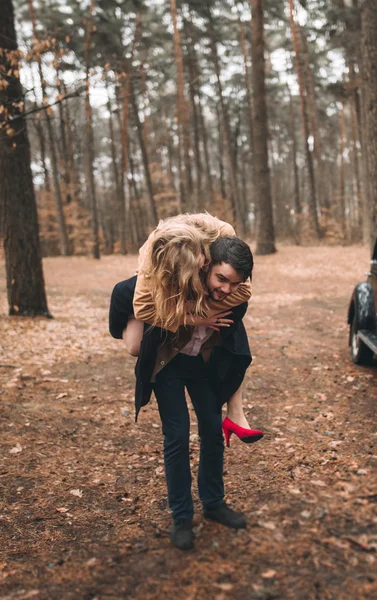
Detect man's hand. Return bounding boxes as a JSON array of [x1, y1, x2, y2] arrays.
[[188, 310, 234, 332]]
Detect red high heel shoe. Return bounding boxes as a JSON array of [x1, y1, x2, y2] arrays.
[[222, 416, 264, 447]]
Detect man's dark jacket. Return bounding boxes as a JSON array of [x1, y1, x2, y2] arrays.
[[109, 276, 252, 420]]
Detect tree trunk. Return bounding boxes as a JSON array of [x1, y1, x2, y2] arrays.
[[56, 64, 71, 203], [288, 0, 321, 239], [185, 26, 202, 211], [130, 78, 158, 226], [33, 119, 50, 195], [339, 104, 347, 239], [84, 0, 100, 259], [106, 81, 126, 254], [216, 103, 227, 203], [27, 0, 70, 256], [206, 8, 242, 228], [239, 13, 255, 195], [290, 94, 302, 216], [298, 24, 329, 212], [192, 56, 214, 205], [249, 0, 276, 254], [170, 0, 193, 210], [361, 0, 377, 249], [62, 80, 81, 204], [0, 0, 50, 317], [349, 85, 363, 234], [160, 98, 175, 190]]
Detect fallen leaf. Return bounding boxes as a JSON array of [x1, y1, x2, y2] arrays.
[[70, 489, 83, 498], [9, 444, 22, 454], [258, 520, 276, 531], [214, 583, 233, 591], [262, 569, 276, 579]]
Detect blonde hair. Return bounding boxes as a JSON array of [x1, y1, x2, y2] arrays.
[[147, 214, 221, 330]]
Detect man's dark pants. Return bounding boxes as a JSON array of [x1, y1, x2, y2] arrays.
[[153, 353, 224, 521]]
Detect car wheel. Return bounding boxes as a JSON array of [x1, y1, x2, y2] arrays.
[[350, 316, 375, 365]]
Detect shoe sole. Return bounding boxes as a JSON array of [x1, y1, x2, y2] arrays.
[[203, 514, 247, 529], [240, 434, 263, 444]]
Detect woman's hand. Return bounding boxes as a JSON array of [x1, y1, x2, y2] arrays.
[[188, 310, 234, 332]]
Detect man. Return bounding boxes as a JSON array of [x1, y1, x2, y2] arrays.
[[109, 236, 254, 550]]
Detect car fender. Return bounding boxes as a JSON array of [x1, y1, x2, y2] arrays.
[[347, 282, 376, 332]]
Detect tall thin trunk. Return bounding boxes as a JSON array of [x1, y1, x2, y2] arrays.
[[207, 8, 241, 227], [185, 26, 202, 211], [84, 0, 100, 259], [250, 0, 276, 254], [170, 0, 193, 209], [128, 134, 145, 245], [288, 0, 321, 239], [191, 50, 214, 205], [238, 13, 255, 178], [29, 64, 51, 194], [361, 0, 377, 249], [216, 102, 227, 202], [349, 84, 362, 233], [62, 80, 81, 204], [298, 24, 329, 211], [290, 94, 302, 216], [33, 119, 50, 196], [106, 81, 126, 254], [339, 103, 347, 239], [0, 0, 50, 316], [115, 89, 135, 247], [129, 78, 158, 226], [55, 64, 71, 202], [160, 98, 175, 190], [27, 0, 70, 256]]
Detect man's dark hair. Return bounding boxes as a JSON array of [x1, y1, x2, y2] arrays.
[[210, 236, 254, 281]]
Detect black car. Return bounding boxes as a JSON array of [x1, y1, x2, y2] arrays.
[[348, 238, 377, 364]]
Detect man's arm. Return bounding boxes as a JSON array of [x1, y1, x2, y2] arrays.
[[134, 272, 252, 333], [109, 276, 137, 339]]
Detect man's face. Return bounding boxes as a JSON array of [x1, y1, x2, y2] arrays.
[[205, 262, 244, 301]]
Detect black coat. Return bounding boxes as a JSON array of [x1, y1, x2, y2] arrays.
[[109, 276, 252, 420]]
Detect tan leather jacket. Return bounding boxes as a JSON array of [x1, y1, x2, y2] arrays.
[[133, 214, 252, 333]]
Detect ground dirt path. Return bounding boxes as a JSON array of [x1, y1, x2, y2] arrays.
[[1, 246, 377, 600]]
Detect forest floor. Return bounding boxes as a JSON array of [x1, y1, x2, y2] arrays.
[[1, 246, 377, 600]]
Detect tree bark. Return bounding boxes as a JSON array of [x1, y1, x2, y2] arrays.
[[130, 77, 158, 226], [206, 7, 242, 228], [298, 24, 329, 211], [249, 0, 276, 254], [27, 0, 70, 256], [0, 0, 50, 317], [288, 0, 321, 239], [339, 103, 347, 239], [55, 63, 71, 203], [84, 0, 100, 259], [170, 0, 193, 210], [238, 13, 255, 192], [361, 0, 377, 250], [106, 80, 126, 254]]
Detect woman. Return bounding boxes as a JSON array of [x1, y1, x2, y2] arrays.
[[124, 212, 263, 446]]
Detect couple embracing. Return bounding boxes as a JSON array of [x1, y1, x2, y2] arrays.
[[109, 213, 263, 550]]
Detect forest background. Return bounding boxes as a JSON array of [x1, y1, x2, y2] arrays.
[[0, 0, 377, 313], [2, 3, 377, 596]]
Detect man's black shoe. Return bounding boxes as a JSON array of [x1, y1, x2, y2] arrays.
[[171, 519, 194, 550], [203, 502, 247, 529]]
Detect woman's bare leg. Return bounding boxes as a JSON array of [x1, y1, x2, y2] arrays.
[[226, 385, 250, 429], [122, 318, 144, 356]]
